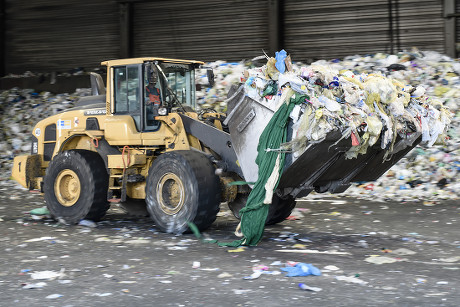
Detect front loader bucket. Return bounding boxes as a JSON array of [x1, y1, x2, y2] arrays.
[[225, 86, 421, 199]]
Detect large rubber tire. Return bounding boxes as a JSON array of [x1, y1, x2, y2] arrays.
[[266, 195, 296, 225], [227, 194, 248, 220], [44, 150, 110, 224], [145, 150, 221, 234], [228, 194, 296, 225]]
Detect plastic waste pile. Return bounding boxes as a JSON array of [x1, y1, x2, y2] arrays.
[[194, 49, 458, 202], [243, 50, 451, 160], [0, 88, 91, 180]]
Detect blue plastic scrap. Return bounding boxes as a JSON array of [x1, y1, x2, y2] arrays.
[[281, 263, 321, 277], [275, 49, 288, 74]]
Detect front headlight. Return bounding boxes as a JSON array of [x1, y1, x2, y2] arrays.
[[158, 107, 168, 116]]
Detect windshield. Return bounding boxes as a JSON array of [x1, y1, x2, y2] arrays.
[[144, 62, 196, 110]]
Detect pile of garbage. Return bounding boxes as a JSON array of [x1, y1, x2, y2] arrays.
[[0, 88, 91, 180], [195, 49, 459, 202], [244, 50, 451, 161]]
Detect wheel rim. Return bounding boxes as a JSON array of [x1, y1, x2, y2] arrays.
[[54, 169, 81, 207], [157, 173, 185, 215]]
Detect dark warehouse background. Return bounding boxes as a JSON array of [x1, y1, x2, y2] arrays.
[[0, 0, 459, 77]]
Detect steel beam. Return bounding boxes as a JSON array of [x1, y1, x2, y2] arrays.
[[443, 0, 456, 58]]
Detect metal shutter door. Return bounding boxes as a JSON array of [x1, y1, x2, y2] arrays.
[[132, 0, 269, 62], [5, 0, 119, 74], [284, 0, 445, 62], [457, 0, 460, 56]]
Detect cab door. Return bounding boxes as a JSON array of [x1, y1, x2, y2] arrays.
[[112, 64, 143, 130], [104, 64, 143, 145]]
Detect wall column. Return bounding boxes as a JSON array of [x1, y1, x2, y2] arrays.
[[443, 0, 456, 58], [268, 0, 283, 56], [120, 1, 133, 58]]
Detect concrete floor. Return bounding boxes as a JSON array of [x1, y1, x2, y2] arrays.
[[0, 180, 459, 307]]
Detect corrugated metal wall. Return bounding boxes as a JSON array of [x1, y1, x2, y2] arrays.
[[284, 0, 445, 62], [457, 0, 460, 55], [4, 0, 119, 74], [1, 0, 453, 75], [396, 0, 444, 52], [132, 0, 269, 62]]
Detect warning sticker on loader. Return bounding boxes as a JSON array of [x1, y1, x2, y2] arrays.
[[57, 119, 71, 130]]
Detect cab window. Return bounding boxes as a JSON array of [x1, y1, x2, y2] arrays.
[[113, 65, 141, 130], [160, 63, 196, 109]]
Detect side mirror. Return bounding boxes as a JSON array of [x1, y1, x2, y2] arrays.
[[207, 68, 215, 87]]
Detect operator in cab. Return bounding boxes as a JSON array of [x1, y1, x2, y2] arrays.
[[145, 72, 161, 114]]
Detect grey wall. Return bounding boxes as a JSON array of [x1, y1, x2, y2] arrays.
[[0, 0, 457, 76]]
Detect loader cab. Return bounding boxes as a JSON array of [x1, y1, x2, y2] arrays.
[[111, 59, 198, 132]]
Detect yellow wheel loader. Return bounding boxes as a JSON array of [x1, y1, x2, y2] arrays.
[[11, 57, 421, 233]]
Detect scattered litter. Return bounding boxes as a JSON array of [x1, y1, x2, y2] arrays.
[[286, 209, 304, 220], [25, 237, 55, 242], [298, 283, 322, 292], [29, 207, 50, 215], [45, 294, 63, 299], [323, 265, 340, 271], [192, 261, 201, 269], [167, 246, 188, 250], [364, 256, 398, 264], [124, 239, 151, 244], [31, 269, 65, 280], [58, 280, 72, 284], [200, 268, 220, 271], [424, 292, 449, 297], [416, 278, 427, 284], [22, 282, 47, 289], [281, 263, 321, 277], [159, 280, 172, 284], [217, 272, 233, 278], [291, 244, 307, 249], [92, 293, 112, 297], [228, 247, 246, 253], [335, 275, 368, 285], [439, 256, 460, 263], [437, 281, 449, 285], [94, 237, 112, 242], [78, 219, 97, 228], [276, 249, 350, 255], [243, 271, 264, 280], [232, 289, 252, 295]]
